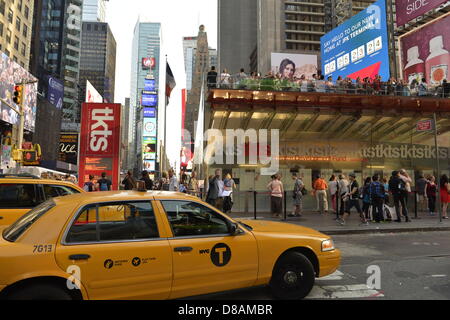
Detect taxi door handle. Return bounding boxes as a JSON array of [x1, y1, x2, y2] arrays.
[[69, 254, 91, 260], [0, 216, 3, 220], [174, 247, 193, 252]]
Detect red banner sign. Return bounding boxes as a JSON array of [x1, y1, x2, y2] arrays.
[[417, 119, 434, 131], [78, 103, 121, 190]]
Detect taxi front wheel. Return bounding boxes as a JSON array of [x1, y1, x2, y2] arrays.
[[7, 284, 73, 300], [269, 252, 315, 300]]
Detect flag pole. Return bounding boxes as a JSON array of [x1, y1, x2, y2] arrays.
[[164, 54, 168, 175]]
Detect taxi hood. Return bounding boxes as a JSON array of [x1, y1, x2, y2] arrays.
[[236, 219, 328, 239]]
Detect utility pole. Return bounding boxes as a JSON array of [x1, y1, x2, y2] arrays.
[[433, 112, 442, 223]]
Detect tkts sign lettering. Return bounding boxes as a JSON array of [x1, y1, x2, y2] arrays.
[[79, 103, 121, 190]]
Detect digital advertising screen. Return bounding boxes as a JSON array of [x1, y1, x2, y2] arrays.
[[143, 118, 157, 137], [144, 78, 156, 91], [271, 53, 318, 79], [141, 91, 158, 107], [143, 107, 156, 118], [46, 76, 64, 109], [321, 0, 390, 81], [400, 14, 450, 86]]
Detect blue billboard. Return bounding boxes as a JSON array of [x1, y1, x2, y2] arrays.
[[141, 91, 158, 107], [46, 76, 64, 109], [143, 107, 156, 118], [144, 78, 156, 91], [321, 0, 390, 81]]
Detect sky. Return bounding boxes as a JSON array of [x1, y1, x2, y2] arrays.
[[105, 0, 218, 168]]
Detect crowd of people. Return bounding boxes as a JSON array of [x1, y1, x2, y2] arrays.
[[265, 170, 450, 226], [207, 65, 450, 98]]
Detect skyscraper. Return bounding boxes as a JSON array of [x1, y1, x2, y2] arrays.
[[0, 0, 35, 69], [130, 21, 161, 174], [218, 0, 257, 75], [82, 0, 107, 22], [79, 21, 116, 103]]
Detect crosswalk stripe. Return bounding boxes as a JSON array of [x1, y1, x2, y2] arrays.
[[307, 284, 384, 299], [317, 270, 344, 281]]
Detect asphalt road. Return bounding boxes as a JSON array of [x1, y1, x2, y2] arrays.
[[190, 231, 450, 300]]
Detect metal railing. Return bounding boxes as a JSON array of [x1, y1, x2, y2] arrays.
[[208, 77, 450, 99]]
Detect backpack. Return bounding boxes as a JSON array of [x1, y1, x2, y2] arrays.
[[370, 182, 385, 200], [99, 180, 109, 191], [83, 182, 93, 192]]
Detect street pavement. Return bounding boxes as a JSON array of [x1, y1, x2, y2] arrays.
[[229, 210, 450, 235], [190, 232, 450, 300]]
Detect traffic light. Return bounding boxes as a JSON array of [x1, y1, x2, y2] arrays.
[[13, 85, 23, 106]]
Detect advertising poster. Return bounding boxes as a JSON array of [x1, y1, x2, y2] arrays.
[[85, 80, 103, 103], [142, 57, 156, 70], [78, 103, 121, 190], [395, 0, 449, 27], [141, 91, 158, 107], [400, 14, 450, 86], [46, 76, 64, 109], [271, 53, 317, 79], [143, 137, 157, 172], [0, 53, 37, 132], [143, 118, 157, 137], [58, 132, 78, 165], [143, 107, 156, 118], [144, 78, 156, 91], [321, 0, 390, 81]]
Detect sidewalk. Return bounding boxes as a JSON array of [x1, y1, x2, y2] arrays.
[[228, 211, 450, 235]]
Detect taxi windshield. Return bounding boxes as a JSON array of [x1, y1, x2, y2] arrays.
[[3, 199, 56, 242]]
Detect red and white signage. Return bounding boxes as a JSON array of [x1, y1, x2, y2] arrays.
[[78, 103, 121, 190], [417, 119, 434, 132], [142, 57, 156, 70]]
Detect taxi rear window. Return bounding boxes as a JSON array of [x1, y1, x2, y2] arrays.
[[2, 199, 56, 242]]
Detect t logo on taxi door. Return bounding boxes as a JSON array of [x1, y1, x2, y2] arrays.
[[210, 243, 232, 267]]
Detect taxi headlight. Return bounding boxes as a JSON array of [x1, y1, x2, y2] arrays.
[[321, 239, 335, 252]]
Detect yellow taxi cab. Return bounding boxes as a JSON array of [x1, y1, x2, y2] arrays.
[[0, 191, 340, 300], [0, 174, 84, 227]]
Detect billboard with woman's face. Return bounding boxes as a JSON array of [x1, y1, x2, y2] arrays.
[[271, 53, 318, 80], [0, 53, 37, 132]]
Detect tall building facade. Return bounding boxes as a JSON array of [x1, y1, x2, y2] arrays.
[[130, 21, 161, 174], [218, 0, 377, 74], [79, 21, 116, 103], [0, 0, 34, 69], [82, 0, 107, 22], [183, 36, 217, 91], [218, 0, 257, 75]]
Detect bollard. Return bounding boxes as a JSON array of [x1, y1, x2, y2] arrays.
[[414, 191, 419, 219], [284, 191, 287, 221], [253, 191, 257, 220]]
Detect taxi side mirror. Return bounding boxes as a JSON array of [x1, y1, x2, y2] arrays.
[[229, 222, 240, 236]]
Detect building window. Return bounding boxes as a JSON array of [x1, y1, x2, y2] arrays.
[[17, 0, 22, 11], [0, 0, 5, 15], [0, 21, 3, 36], [13, 56, 17, 62], [24, 5, 29, 19], [21, 42, 25, 56], [22, 23, 27, 37], [14, 36, 19, 50], [16, 17, 21, 31], [8, 8, 13, 23], [5, 49, 10, 56], [6, 29, 11, 43]]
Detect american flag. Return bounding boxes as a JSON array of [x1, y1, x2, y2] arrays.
[[166, 62, 176, 99]]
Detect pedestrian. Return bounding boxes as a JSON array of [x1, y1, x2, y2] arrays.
[[382, 177, 390, 206], [338, 173, 368, 226], [223, 173, 236, 213], [389, 171, 411, 222], [97, 172, 112, 191], [219, 69, 231, 88], [328, 175, 338, 214], [362, 177, 372, 221], [168, 169, 178, 191], [416, 174, 428, 213], [122, 170, 137, 190], [188, 171, 199, 197], [418, 78, 428, 96], [267, 174, 284, 218], [83, 175, 97, 192], [179, 173, 188, 193], [289, 173, 304, 217], [313, 175, 328, 214], [207, 66, 218, 88], [206, 169, 223, 210], [158, 171, 170, 191], [370, 175, 386, 223], [399, 169, 412, 206], [440, 174, 450, 219], [338, 174, 350, 217], [141, 170, 153, 191], [426, 176, 437, 216]]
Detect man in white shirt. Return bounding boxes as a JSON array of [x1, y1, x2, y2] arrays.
[[168, 169, 178, 191]]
